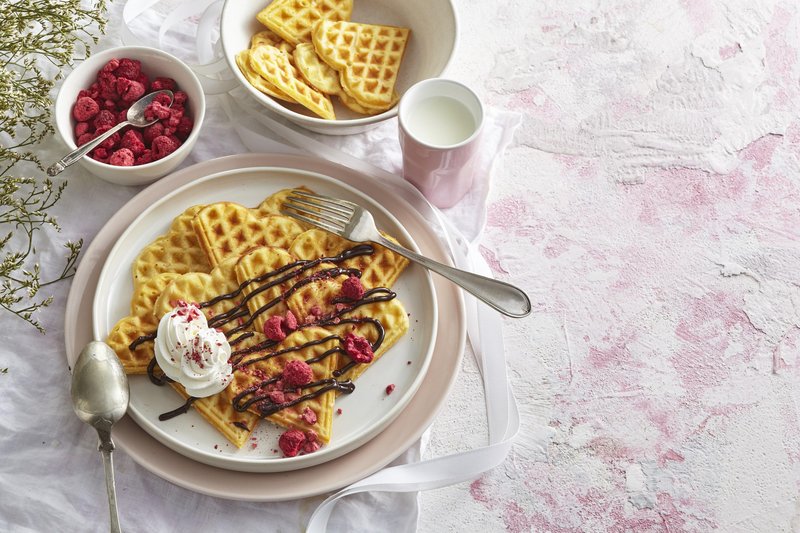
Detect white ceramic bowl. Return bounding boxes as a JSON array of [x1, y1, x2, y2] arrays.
[[220, 0, 457, 135], [54, 46, 206, 186]]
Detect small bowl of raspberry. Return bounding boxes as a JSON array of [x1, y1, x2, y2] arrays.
[[54, 46, 206, 186]]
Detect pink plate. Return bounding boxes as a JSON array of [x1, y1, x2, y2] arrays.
[[64, 153, 466, 501]]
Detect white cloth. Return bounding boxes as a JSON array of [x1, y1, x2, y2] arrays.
[[0, 1, 520, 531]]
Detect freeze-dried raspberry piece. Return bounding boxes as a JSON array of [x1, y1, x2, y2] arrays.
[[117, 78, 145, 104], [93, 109, 117, 129], [135, 149, 154, 165], [300, 407, 317, 425], [302, 430, 321, 454], [91, 147, 109, 162], [77, 133, 94, 146], [120, 130, 145, 156], [343, 333, 374, 364], [176, 116, 193, 140], [116, 109, 128, 124], [151, 77, 177, 91], [101, 58, 120, 73], [268, 390, 286, 404], [341, 275, 364, 300], [101, 99, 118, 112], [73, 96, 100, 122], [264, 315, 286, 342], [152, 92, 172, 107], [74, 122, 91, 138], [283, 310, 298, 332], [93, 125, 120, 151], [151, 135, 180, 160], [165, 107, 183, 128], [283, 360, 313, 388], [109, 148, 135, 166], [142, 122, 165, 145], [114, 58, 141, 80], [278, 429, 305, 458], [98, 71, 119, 101], [88, 82, 100, 100], [144, 101, 171, 121], [173, 91, 188, 106]]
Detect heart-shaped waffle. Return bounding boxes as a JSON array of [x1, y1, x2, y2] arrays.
[[236, 49, 296, 103], [192, 202, 304, 267], [132, 205, 210, 290], [312, 20, 409, 108]]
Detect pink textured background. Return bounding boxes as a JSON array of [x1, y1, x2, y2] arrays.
[[419, 0, 800, 531]]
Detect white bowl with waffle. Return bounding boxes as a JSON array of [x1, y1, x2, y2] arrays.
[[220, 0, 457, 135]]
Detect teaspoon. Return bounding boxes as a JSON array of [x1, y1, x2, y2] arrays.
[[71, 341, 130, 533], [48, 89, 174, 176]]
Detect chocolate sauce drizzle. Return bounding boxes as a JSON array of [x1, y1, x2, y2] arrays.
[[142, 243, 398, 422]]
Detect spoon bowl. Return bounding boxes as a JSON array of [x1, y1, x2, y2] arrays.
[[71, 341, 129, 533]]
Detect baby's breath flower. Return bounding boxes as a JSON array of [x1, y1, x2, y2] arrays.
[[0, 0, 107, 332]]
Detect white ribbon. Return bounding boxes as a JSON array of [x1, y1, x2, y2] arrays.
[[121, 2, 521, 530]]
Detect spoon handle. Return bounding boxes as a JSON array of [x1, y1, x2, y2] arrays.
[[47, 121, 129, 177], [98, 431, 122, 533]]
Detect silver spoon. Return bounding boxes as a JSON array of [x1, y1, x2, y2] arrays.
[[47, 89, 174, 176], [71, 341, 130, 533]]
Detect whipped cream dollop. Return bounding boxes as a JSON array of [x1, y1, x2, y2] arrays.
[[154, 301, 232, 398]]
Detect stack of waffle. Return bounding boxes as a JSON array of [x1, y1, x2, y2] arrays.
[[237, 0, 410, 118], [106, 188, 410, 450]]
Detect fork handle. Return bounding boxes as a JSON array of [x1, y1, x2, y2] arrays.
[[377, 236, 531, 318]]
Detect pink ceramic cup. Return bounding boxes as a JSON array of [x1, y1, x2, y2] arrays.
[[398, 79, 485, 208]]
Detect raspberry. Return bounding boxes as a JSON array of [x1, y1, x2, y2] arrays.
[[135, 72, 149, 90], [284, 310, 298, 331], [101, 58, 120, 73], [88, 82, 100, 100], [283, 360, 313, 388], [268, 390, 286, 404], [165, 107, 183, 128], [385, 384, 395, 395], [108, 148, 135, 166], [278, 429, 306, 458], [117, 78, 145, 104], [341, 275, 365, 300], [93, 109, 116, 129], [151, 135, 180, 160], [264, 315, 286, 342], [120, 130, 145, 156], [151, 77, 177, 91], [173, 90, 188, 106], [153, 92, 172, 107], [144, 101, 171, 121], [77, 133, 94, 146], [343, 333, 374, 364], [114, 58, 141, 80], [300, 407, 317, 425], [72, 96, 100, 122], [302, 430, 321, 454], [74, 122, 91, 138], [102, 99, 118, 112], [91, 147, 109, 161], [98, 71, 119, 100], [93, 125, 120, 151], [143, 122, 165, 145], [135, 149, 154, 165], [117, 109, 128, 124]]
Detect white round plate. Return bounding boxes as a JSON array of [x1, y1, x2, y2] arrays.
[[92, 166, 437, 472]]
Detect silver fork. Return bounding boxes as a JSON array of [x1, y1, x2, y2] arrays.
[[282, 190, 531, 318]]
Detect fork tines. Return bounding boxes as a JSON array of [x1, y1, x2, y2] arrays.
[[281, 189, 354, 235]]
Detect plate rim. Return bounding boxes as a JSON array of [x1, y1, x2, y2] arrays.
[[64, 153, 466, 501], [91, 165, 439, 472]]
